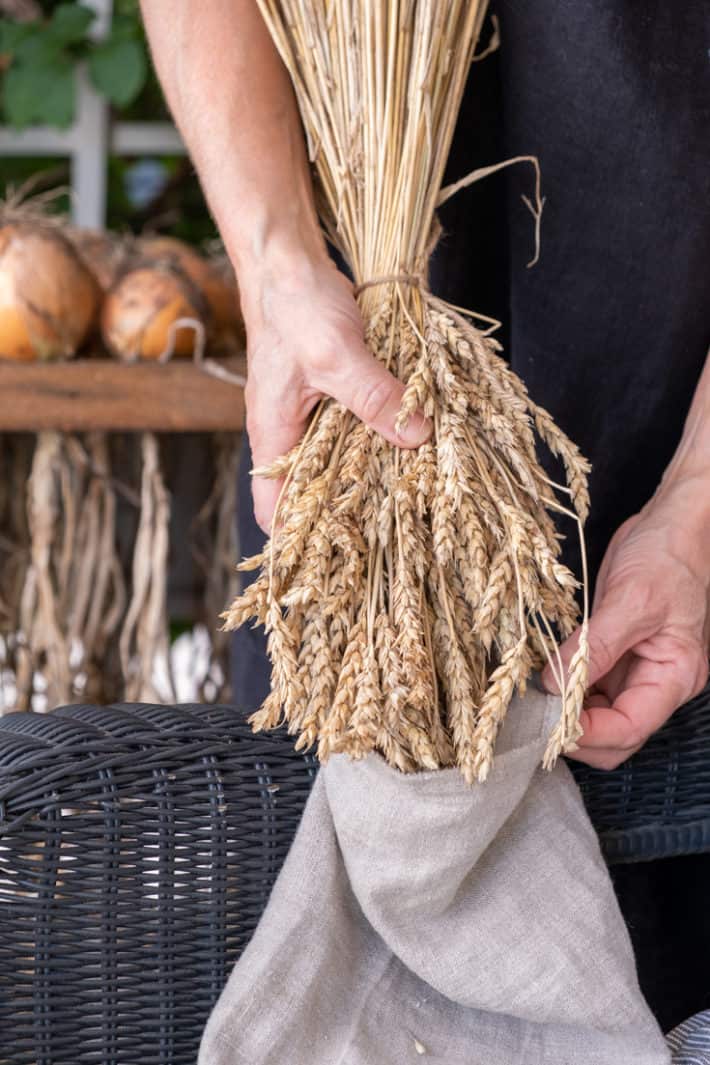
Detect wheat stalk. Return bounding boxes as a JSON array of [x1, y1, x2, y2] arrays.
[[222, 0, 591, 784]]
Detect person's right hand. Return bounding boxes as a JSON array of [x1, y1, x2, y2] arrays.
[[239, 253, 432, 533]]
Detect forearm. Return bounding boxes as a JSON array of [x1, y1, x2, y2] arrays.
[[139, 0, 327, 309], [658, 350, 710, 490], [645, 347, 710, 574]]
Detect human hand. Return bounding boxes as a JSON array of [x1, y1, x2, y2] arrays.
[[542, 482, 710, 769], [239, 253, 432, 532]]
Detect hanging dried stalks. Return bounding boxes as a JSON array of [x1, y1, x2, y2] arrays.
[[64, 434, 127, 701], [13, 431, 126, 709], [223, 0, 591, 782], [119, 432, 174, 702], [190, 432, 240, 700], [0, 435, 33, 699], [0, 426, 236, 712]]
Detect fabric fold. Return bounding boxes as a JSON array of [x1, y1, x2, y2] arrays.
[[199, 688, 671, 1065]]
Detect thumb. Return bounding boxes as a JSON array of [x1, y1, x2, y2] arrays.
[[324, 343, 432, 447], [541, 593, 652, 694]]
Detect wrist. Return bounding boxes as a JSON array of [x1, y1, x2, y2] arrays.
[[232, 236, 335, 330], [219, 186, 329, 308], [644, 471, 710, 582]]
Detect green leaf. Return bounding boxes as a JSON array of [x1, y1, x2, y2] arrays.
[[107, 12, 141, 42], [3, 65, 38, 127], [0, 18, 36, 54], [48, 3, 94, 45], [88, 35, 146, 107], [39, 57, 75, 126], [12, 32, 60, 65], [4, 54, 75, 128], [114, 0, 141, 18]]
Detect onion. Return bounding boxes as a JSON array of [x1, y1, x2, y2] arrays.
[[101, 264, 208, 361], [140, 236, 243, 347], [68, 228, 131, 293], [0, 222, 100, 361]]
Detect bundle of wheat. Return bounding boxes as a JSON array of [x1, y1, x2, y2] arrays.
[[223, 0, 591, 783]]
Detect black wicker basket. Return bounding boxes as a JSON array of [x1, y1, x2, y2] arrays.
[[571, 683, 710, 861], [0, 703, 316, 1065], [1, 690, 709, 1063]]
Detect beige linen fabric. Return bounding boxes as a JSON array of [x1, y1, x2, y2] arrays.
[[199, 688, 670, 1065]]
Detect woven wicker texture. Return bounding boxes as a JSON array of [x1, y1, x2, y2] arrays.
[[0, 691, 709, 1063], [571, 682, 710, 862], [0, 703, 316, 1065]]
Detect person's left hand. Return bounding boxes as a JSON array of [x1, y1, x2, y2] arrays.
[[542, 481, 710, 769]]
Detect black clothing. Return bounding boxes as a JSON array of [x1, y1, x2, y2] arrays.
[[437, 0, 710, 585]]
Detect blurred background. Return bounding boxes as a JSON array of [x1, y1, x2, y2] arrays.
[[0, 0, 244, 713], [0, 0, 216, 239]]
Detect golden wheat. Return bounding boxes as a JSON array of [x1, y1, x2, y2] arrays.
[[222, 0, 591, 783]]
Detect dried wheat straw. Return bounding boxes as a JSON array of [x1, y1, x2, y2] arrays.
[[223, 0, 591, 782]]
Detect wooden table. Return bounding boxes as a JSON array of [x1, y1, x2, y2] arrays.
[[0, 355, 246, 432]]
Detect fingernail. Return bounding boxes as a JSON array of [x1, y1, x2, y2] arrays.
[[541, 669, 560, 695], [397, 411, 432, 446]]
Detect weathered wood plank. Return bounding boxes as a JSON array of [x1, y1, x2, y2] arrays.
[[0, 355, 246, 432]]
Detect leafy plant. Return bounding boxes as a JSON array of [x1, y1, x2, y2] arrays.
[[0, 1, 148, 128]]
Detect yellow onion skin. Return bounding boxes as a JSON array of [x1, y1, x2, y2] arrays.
[[101, 264, 208, 362], [140, 236, 243, 347], [68, 228, 130, 293], [0, 223, 100, 361]]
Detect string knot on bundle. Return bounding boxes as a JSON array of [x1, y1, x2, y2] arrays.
[[353, 272, 428, 298]]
